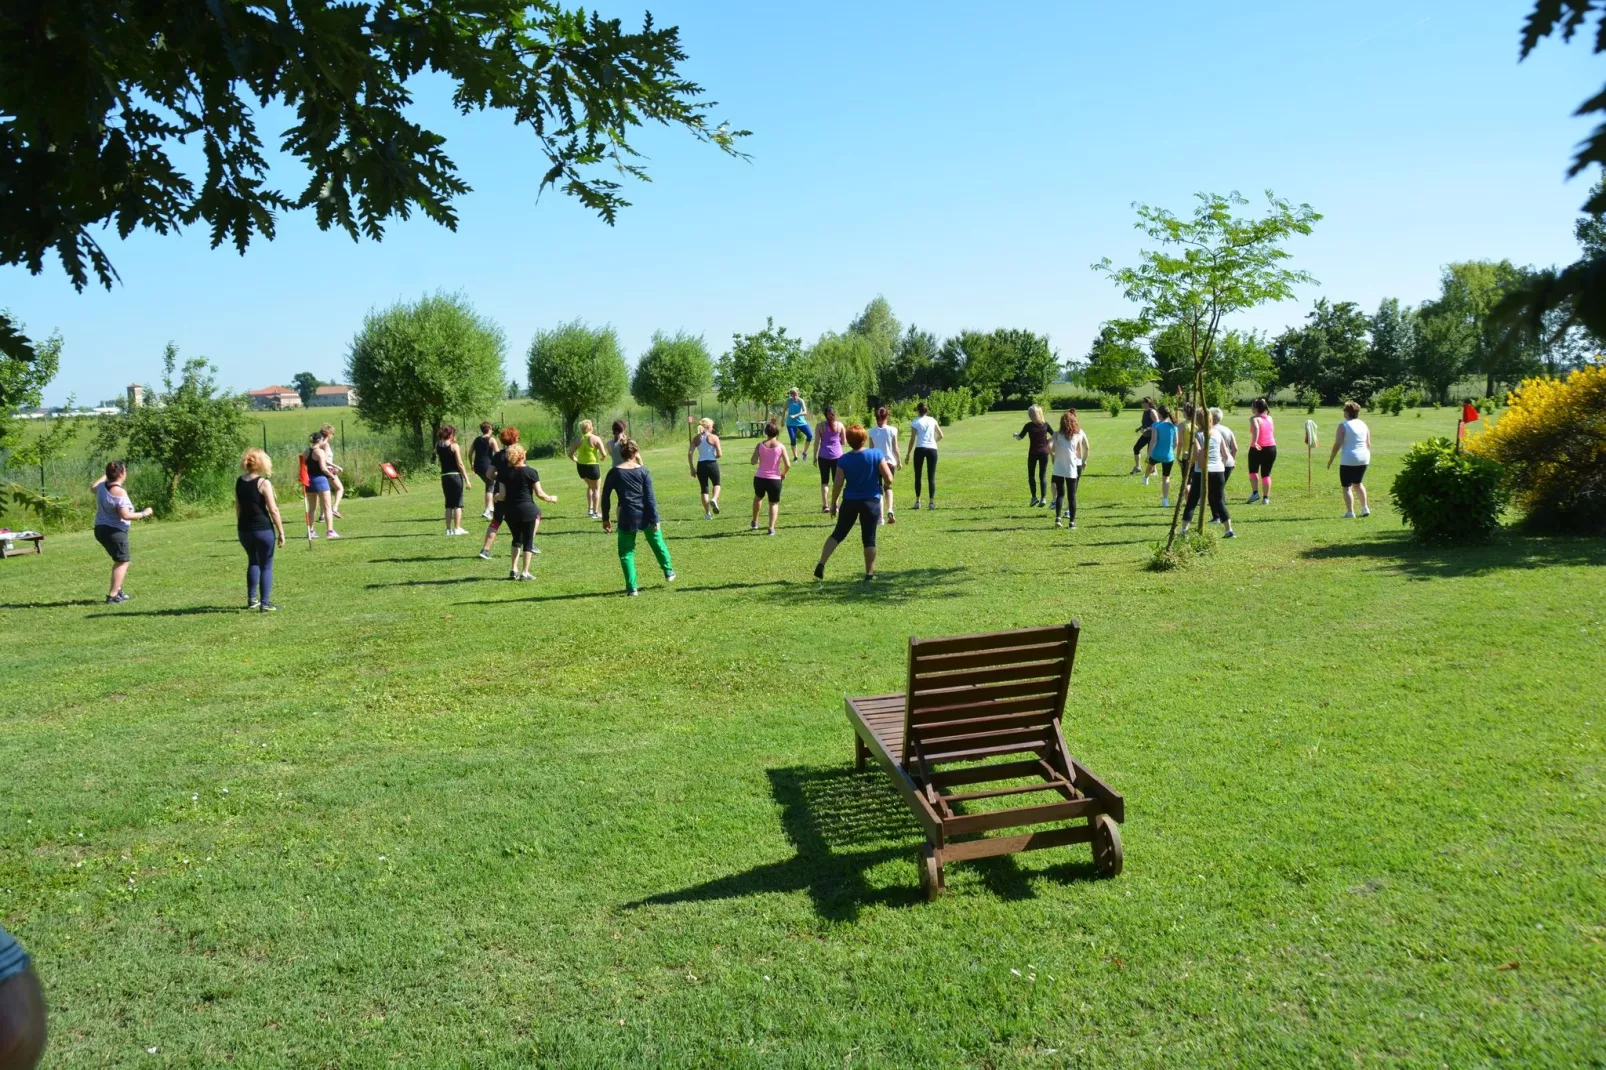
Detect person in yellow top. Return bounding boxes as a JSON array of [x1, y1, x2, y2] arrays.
[[568, 419, 608, 519]]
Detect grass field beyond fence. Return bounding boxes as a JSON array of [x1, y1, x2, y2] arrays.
[[1, 407, 1602, 1067]]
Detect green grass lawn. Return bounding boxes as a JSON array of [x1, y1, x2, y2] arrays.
[[1, 407, 1602, 1067]]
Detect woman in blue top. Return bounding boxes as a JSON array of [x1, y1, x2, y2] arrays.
[[1144, 404, 1179, 508], [813, 424, 894, 582], [601, 440, 675, 596], [784, 388, 811, 461]]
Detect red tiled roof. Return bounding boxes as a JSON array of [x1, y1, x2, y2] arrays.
[[248, 386, 296, 395]]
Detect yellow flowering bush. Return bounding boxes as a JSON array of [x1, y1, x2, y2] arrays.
[[1469, 365, 1606, 532]]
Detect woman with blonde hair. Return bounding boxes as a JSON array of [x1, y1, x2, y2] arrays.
[[495, 443, 558, 580], [318, 422, 345, 520], [1014, 403, 1052, 507], [687, 416, 723, 519], [568, 418, 607, 519], [1050, 409, 1089, 529], [236, 448, 286, 611]]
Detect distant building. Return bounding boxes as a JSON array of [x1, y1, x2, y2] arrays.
[[91, 406, 120, 416], [311, 384, 358, 407], [126, 383, 145, 409], [248, 385, 303, 410]]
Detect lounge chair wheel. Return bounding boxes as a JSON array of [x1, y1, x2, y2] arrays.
[[1090, 814, 1123, 877], [919, 845, 944, 900]]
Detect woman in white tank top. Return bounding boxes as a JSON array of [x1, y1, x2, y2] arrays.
[[1326, 400, 1372, 518]]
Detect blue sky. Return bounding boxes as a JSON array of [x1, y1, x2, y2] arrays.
[[6, 0, 1601, 405]]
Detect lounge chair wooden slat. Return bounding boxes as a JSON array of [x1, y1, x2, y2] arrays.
[[845, 621, 1123, 898]]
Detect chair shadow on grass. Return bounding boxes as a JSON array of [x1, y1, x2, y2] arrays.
[[627, 766, 1062, 921], [1300, 531, 1606, 580]]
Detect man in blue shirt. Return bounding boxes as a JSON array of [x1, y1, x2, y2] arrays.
[[814, 424, 894, 582]]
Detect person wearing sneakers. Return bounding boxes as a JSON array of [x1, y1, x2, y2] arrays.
[[1050, 409, 1089, 529], [568, 419, 608, 519], [814, 424, 893, 582], [318, 423, 345, 522], [868, 406, 900, 524], [1130, 397, 1156, 474], [688, 417, 724, 519], [471, 421, 498, 519], [749, 420, 791, 535], [815, 406, 847, 515], [91, 460, 152, 604], [601, 440, 675, 596], [1246, 399, 1277, 505], [477, 426, 520, 560], [904, 401, 944, 509], [1015, 403, 1053, 507], [1146, 405, 1179, 507], [236, 448, 286, 612], [495, 443, 557, 580], [606, 419, 630, 468], [784, 388, 812, 461], [1328, 400, 1373, 518], [303, 432, 339, 540], [436, 425, 471, 535], [1210, 407, 1239, 487], [1180, 408, 1236, 538]]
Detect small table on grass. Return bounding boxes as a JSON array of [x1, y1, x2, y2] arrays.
[[0, 533, 44, 558]]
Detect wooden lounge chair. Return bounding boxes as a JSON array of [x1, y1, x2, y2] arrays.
[[379, 462, 408, 495], [845, 621, 1124, 899]]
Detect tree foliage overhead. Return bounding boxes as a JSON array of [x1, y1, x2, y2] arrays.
[[0, 0, 747, 361], [714, 318, 800, 413], [94, 344, 249, 504], [0, 314, 63, 451], [526, 320, 628, 441], [347, 292, 507, 449], [630, 330, 712, 417]]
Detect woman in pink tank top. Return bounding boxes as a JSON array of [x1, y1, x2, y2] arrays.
[[749, 421, 792, 535], [1246, 398, 1277, 505]]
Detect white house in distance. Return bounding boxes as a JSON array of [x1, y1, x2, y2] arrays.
[[312, 384, 358, 407], [248, 385, 302, 410]]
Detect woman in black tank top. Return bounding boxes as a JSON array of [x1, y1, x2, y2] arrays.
[[236, 447, 286, 611], [470, 421, 497, 519], [436, 425, 471, 535]]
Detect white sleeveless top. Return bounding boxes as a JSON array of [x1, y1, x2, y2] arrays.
[[1339, 419, 1371, 465], [695, 433, 718, 462]]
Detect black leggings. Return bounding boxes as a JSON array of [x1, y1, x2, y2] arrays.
[[1026, 453, 1048, 500], [828, 497, 881, 547], [913, 447, 938, 499], [1182, 471, 1230, 526], [1133, 433, 1149, 458], [506, 514, 537, 552], [1051, 475, 1079, 522]]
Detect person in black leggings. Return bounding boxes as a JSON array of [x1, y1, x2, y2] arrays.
[[1131, 397, 1156, 474], [470, 420, 498, 519], [495, 443, 558, 580], [1014, 403, 1052, 506], [903, 400, 945, 509], [814, 424, 894, 580], [236, 447, 286, 612], [436, 424, 471, 535]]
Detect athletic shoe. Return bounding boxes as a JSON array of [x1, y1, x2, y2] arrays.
[[530, 546, 541, 555], [1068, 521, 1077, 530], [1360, 508, 1371, 517], [912, 501, 921, 510], [704, 512, 713, 520], [520, 571, 535, 581], [928, 502, 937, 510], [813, 562, 825, 580], [247, 599, 259, 610], [1159, 497, 1170, 508], [711, 500, 720, 515], [104, 593, 121, 604], [1030, 498, 1039, 507], [1055, 517, 1062, 528], [664, 571, 676, 583], [259, 602, 280, 613], [821, 507, 830, 514], [767, 528, 776, 536], [1207, 518, 1221, 525], [750, 521, 759, 530], [1223, 530, 1237, 539], [863, 573, 875, 582], [1246, 492, 1260, 504], [1262, 497, 1272, 505], [626, 587, 639, 597], [307, 529, 318, 539], [478, 550, 492, 560], [1129, 465, 1140, 475], [1142, 476, 1150, 486], [324, 531, 341, 540], [1342, 511, 1355, 519], [333, 510, 344, 519], [887, 513, 896, 525], [508, 569, 520, 580]]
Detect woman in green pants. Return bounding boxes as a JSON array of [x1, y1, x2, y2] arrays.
[[601, 439, 676, 596]]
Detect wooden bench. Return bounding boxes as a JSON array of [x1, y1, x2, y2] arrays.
[[0, 533, 43, 559], [845, 621, 1124, 898]]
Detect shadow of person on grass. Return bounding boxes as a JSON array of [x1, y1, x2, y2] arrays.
[[84, 606, 243, 618], [624, 766, 1048, 921], [1299, 531, 1606, 580], [760, 566, 969, 606], [0, 599, 102, 610], [364, 576, 498, 589]]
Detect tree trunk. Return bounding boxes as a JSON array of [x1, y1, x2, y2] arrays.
[[166, 469, 182, 507], [410, 418, 424, 454]]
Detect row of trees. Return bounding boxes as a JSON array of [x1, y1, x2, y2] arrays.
[[344, 293, 1065, 448], [1081, 193, 1605, 409]]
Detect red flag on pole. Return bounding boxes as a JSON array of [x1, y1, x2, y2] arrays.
[[1462, 403, 1480, 424]]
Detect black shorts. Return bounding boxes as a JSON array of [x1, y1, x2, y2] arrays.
[[1247, 446, 1278, 477], [753, 476, 782, 503], [818, 456, 839, 486], [696, 459, 721, 493], [576, 463, 602, 482], [1340, 463, 1368, 488], [505, 513, 538, 552], [441, 472, 464, 510], [828, 497, 881, 547], [474, 464, 495, 484], [1154, 459, 1174, 477], [94, 524, 130, 563]]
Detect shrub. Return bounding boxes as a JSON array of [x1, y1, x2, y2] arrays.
[[1404, 389, 1423, 409], [1146, 525, 1217, 571], [1102, 395, 1122, 418], [1376, 385, 1407, 416], [1390, 436, 1507, 544], [1469, 366, 1606, 533]]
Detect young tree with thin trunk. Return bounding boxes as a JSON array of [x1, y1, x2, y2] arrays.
[[1095, 191, 1320, 551]]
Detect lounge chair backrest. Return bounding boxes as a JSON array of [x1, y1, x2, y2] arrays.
[[902, 623, 1079, 766], [380, 462, 400, 478]]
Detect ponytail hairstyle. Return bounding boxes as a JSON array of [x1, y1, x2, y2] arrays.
[[916, 401, 930, 417], [1157, 404, 1172, 422], [875, 406, 889, 425], [480, 420, 494, 434], [438, 424, 457, 444], [619, 439, 641, 461], [241, 447, 272, 477], [1251, 398, 1268, 416], [611, 419, 627, 438], [823, 405, 837, 424], [698, 417, 714, 432]]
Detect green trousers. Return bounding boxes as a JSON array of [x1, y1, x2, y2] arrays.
[[617, 525, 672, 589]]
